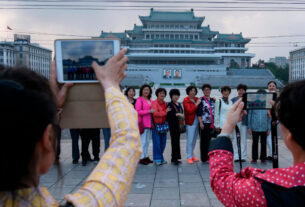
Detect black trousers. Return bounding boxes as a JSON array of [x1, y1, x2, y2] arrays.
[[55, 124, 61, 160], [252, 131, 267, 161], [169, 125, 181, 161], [70, 129, 80, 161], [200, 123, 212, 162], [80, 129, 100, 161]]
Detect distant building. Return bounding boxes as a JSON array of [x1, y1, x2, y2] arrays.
[[289, 47, 305, 82], [97, 8, 264, 87], [0, 42, 16, 67], [268, 56, 289, 68], [0, 34, 52, 79]]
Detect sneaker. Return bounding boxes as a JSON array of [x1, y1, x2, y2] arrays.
[[82, 160, 87, 166], [261, 160, 267, 164], [139, 159, 149, 165], [192, 157, 199, 162], [251, 160, 257, 163], [234, 159, 239, 162], [161, 160, 167, 165], [93, 158, 100, 164], [145, 157, 154, 163], [267, 156, 272, 160], [187, 159, 194, 164], [155, 161, 162, 166]]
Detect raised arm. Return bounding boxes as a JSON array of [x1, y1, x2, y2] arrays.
[[209, 99, 267, 207], [65, 49, 141, 207]]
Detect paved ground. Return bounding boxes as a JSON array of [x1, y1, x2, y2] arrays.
[[41, 130, 292, 207]]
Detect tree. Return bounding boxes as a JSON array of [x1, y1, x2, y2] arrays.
[[265, 62, 289, 84]]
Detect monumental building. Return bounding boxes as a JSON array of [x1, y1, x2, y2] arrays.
[[289, 47, 305, 82], [98, 9, 281, 87], [0, 34, 52, 79]]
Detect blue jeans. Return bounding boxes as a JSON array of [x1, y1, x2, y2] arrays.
[[152, 129, 167, 162], [186, 118, 199, 159], [140, 129, 151, 159], [102, 128, 111, 151]]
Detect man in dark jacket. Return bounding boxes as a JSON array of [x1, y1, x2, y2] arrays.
[[208, 80, 305, 207]]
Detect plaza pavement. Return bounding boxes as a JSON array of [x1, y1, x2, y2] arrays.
[[40, 130, 292, 207]]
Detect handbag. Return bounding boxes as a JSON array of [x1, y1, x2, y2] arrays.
[[172, 103, 186, 133], [155, 121, 169, 134], [151, 107, 169, 134]]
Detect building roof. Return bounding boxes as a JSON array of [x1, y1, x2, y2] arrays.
[[139, 9, 204, 23], [98, 31, 129, 40], [214, 33, 250, 43], [126, 25, 143, 35]]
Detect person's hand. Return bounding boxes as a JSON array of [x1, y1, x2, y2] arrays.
[[221, 98, 245, 134], [92, 48, 128, 90], [269, 100, 275, 106], [248, 129, 252, 135], [166, 107, 172, 112], [211, 97, 216, 102], [196, 98, 201, 105], [176, 113, 184, 118], [200, 123, 204, 130], [149, 109, 156, 114], [267, 130, 270, 136], [49, 61, 73, 108]]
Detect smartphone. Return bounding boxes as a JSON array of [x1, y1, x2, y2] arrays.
[[242, 92, 276, 110], [55, 39, 120, 83]]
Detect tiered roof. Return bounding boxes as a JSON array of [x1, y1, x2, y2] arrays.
[[98, 31, 129, 40], [214, 33, 250, 43], [139, 8, 204, 24]]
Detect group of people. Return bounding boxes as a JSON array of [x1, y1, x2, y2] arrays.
[[66, 66, 96, 80], [128, 81, 278, 166], [1, 47, 305, 206]]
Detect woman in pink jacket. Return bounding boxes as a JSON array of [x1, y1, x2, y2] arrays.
[[135, 84, 155, 165]]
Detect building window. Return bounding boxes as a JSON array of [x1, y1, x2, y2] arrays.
[[175, 34, 179, 39], [170, 34, 174, 39], [180, 34, 184, 39], [146, 34, 150, 39], [156, 34, 160, 39], [20, 46, 23, 52], [20, 53, 23, 58], [165, 34, 169, 39]]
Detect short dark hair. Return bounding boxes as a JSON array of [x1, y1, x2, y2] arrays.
[[221, 86, 231, 93], [139, 84, 152, 99], [155, 88, 167, 97], [169, 88, 180, 99], [268, 81, 277, 87], [0, 66, 57, 191], [186, 86, 198, 95], [276, 80, 305, 150], [257, 89, 266, 93], [237, 84, 247, 91], [124, 87, 136, 97], [202, 84, 212, 91]]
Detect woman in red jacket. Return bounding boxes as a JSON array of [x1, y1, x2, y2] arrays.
[[208, 80, 305, 207], [183, 86, 201, 164], [151, 88, 171, 165]]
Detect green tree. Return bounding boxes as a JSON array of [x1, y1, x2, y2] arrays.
[[265, 62, 289, 84]]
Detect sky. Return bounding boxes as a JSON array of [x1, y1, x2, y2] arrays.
[[1, 0, 305, 62]]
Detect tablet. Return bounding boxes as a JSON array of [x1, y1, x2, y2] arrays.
[[55, 39, 120, 83]]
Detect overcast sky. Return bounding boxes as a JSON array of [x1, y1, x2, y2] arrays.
[[1, 1, 305, 62]]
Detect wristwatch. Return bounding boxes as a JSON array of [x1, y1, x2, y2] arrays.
[[217, 133, 233, 139]]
